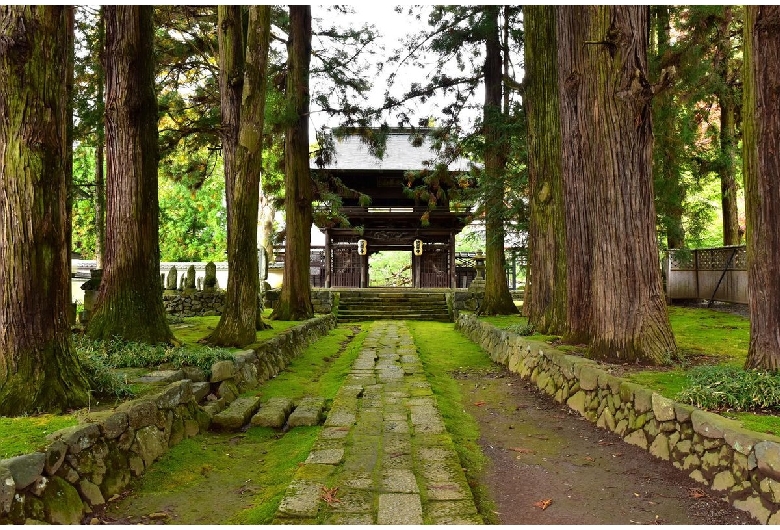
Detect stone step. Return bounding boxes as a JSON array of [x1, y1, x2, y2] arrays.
[[211, 396, 263, 430], [251, 397, 296, 429], [287, 396, 327, 428]]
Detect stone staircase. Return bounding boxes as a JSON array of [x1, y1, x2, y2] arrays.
[[336, 289, 451, 323]]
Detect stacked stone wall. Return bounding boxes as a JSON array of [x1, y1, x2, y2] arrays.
[[456, 313, 780, 524], [163, 291, 226, 317], [0, 315, 336, 524]]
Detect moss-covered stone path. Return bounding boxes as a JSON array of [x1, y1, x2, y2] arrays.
[[273, 320, 482, 524]]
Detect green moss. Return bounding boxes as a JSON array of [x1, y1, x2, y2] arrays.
[[406, 321, 498, 524], [253, 324, 367, 402], [667, 306, 748, 365], [0, 414, 78, 458], [723, 412, 780, 438]]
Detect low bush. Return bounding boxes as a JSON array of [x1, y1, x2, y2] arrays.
[[676, 365, 780, 413]]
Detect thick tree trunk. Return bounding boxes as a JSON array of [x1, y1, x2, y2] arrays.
[[206, 6, 271, 347], [558, 6, 677, 364], [717, 7, 741, 247], [0, 6, 90, 415], [272, 6, 314, 321], [524, 5, 568, 334], [744, 6, 780, 370], [479, 5, 518, 316], [87, 6, 173, 344], [94, 9, 106, 268]]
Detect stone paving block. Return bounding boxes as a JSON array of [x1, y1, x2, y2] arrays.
[[306, 448, 345, 465], [321, 427, 350, 440], [288, 396, 326, 427], [294, 463, 336, 482], [324, 513, 374, 525], [326, 487, 373, 514], [377, 493, 423, 525], [425, 481, 467, 500], [277, 480, 322, 518], [381, 468, 419, 493], [344, 473, 373, 490], [211, 396, 262, 430], [250, 397, 295, 428], [384, 420, 410, 434], [324, 409, 357, 427]]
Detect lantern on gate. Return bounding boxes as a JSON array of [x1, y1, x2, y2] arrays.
[[413, 239, 423, 256], [357, 239, 367, 255]]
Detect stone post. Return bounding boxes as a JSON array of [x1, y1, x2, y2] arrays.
[[204, 261, 217, 292]]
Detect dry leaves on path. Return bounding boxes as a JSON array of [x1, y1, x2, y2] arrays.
[[533, 499, 553, 510], [508, 447, 535, 454], [320, 486, 341, 506]]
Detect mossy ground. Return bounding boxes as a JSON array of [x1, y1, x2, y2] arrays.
[[0, 311, 306, 459], [98, 324, 368, 524]]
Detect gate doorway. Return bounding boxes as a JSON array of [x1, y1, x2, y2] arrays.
[[369, 251, 412, 287]]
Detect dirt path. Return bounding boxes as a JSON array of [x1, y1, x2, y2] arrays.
[[457, 367, 754, 525]]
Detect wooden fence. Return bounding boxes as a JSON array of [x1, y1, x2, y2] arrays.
[[665, 245, 747, 304]]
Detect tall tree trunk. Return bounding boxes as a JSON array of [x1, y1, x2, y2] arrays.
[[87, 6, 173, 344], [744, 6, 780, 370], [524, 6, 568, 334], [259, 194, 275, 266], [479, 5, 518, 316], [272, 6, 313, 321], [558, 6, 677, 364], [206, 5, 271, 347], [94, 7, 106, 267], [0, 6, 90, 415], [651, 6, 686, 250], [717, 7, 741, 247]]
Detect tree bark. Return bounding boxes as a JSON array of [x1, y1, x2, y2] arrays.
[[524, 5, 568, 334], [744, 6, 780, 370], [479, 5, 518, 316], [557, 6, 677, 364], [205, 5, 271, 347], [0, 6, 90, 415], [272, 6, 314, 321], [716, 7, 741, 247], [87, 6, 173, 344], [94, 8, 106, 268]]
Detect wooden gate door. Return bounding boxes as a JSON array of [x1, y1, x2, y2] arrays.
[[331, 247, 361, 287], [419, 247, 449, 288]]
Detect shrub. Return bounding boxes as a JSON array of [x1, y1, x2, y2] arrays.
[[506, 323, 535, 336], [676, 366, 780, 412]]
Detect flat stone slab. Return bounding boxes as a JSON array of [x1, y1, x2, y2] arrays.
[[211, 396, 262, 430], [288, 396, 326, 428], [251, 397, 295, 428], [132, 369, 185, 384], [306, 448, 344, 465], [381, 468, 419, 493], [324, 410, 356, 428], [277, 480, 322, 518], [377, 493, 423, 525]]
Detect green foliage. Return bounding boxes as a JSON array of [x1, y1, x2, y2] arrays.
[[368, 251, 412, 287], [676, 366, 780, 413], [505, 322, 535, 336], [72, 335, 236, 377], [158, 164, 227, 262]]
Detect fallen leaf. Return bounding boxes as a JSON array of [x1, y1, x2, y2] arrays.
[[612, 452, 624, 458], [320, 486, 341, 506], [509, 447, 534, 454], [533, 499, 553, 510], [474, 401, 487, 406], [584, 456, 595, 462], [597, 440, 614, 446], [688, 488, 707, 499]]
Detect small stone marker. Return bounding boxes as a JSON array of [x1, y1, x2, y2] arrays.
[[184, 265, 197, 294], [204, 261, 217, 291]]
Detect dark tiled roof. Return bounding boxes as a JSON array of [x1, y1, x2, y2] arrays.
[[312, 129, 472, 172]]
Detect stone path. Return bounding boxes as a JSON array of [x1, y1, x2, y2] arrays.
[[273, 320, 482, 524]]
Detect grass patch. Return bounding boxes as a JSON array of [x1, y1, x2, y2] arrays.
[[667, 306, 749, 366], [477, 313, 561, 343], [0, 415, 79, 458], [254, 324, 367, 402], [406, 321, 499, 524]]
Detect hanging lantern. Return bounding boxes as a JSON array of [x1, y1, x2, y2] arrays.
[[413, 239, 423, 256], [357, 239, 367, 256]]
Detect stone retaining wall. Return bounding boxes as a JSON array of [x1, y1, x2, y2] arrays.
[[163, 291, 226, 317], [456, 313, 780, 525], [0, 315, 336, 525]]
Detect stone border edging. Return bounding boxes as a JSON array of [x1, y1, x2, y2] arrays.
[[0, 314, 337, 525], [455, 313, 780, 525]]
